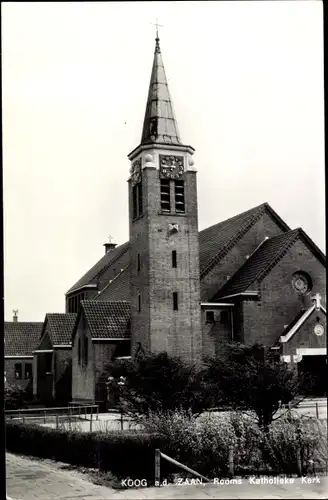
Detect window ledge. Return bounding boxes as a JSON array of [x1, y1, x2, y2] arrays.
[[158, 211, 186, 216], [132, 213, 145, 222]]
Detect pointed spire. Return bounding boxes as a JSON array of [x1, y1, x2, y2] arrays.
[[141, 34, 181, 145]]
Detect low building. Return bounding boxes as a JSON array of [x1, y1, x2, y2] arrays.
[[33, 313, 77, 405], [4, 317, 43, 394], [71, 301, 130, 410]]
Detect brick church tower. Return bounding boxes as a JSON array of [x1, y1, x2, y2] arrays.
[[128, 33, 202, 363]]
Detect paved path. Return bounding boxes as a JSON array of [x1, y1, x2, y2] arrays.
[[6, 453, 328, 499]]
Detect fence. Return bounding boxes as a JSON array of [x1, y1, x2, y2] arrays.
[[5, 405, 99, 431]]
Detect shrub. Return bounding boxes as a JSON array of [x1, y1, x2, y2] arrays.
[[104, 352, 211, 416], [205, 343, 311, 428], [140, 409, 239, 478], [5, 384, 31, 410], [261, 414, 327, 475]]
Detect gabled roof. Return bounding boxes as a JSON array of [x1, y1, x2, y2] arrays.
[[4, 322, 44, 357], [141, 35, 181, 146], [280, 303, 326, 343], [67, 203, 290, 297], [214, 229, 303, 299], [95, 265, 130, 301], [199, 202, 290, 278], [80, 301, 131, 340], [42, 313, 77, 346], [66, 241, 130, 294]]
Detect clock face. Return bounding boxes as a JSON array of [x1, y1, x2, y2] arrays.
[[159, 155, 184, 179], [314, 324, 324, 337], [291, 272, 312, 295]]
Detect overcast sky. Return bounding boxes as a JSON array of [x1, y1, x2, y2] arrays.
[[2, 1, 325, 322]]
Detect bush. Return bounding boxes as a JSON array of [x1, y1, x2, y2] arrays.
[[6, 413, 327, 483], [5, 384, 32, 410], [140, 409, 238, 477], [261, 414, 328, 475], [104, 352, 211, 416]]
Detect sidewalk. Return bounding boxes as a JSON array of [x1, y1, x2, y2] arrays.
[[6, 453, 328, 499]]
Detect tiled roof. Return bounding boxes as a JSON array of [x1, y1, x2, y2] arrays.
[[66, 203, 291, 297], [199, 203, 289, 277], [81, 301, 130, 339], [4, 322, 44, 357], [44, 313, 77, 345], [214, 229, 301, 299], [95, 265, 130, 302], [66, 241, 130, 294]]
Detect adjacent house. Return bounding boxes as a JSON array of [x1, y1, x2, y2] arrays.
[[4, 317, 43, 394], [71, 301, 130, 410], [33, 313, 77, 405]]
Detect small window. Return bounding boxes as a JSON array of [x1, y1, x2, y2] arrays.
[[15, 363, 22, 380], [25, 363, 32, 379], [133, 183, 143, 219], [45, 353, 52, 374], [132, 184, 138, 219], [175, 180, 185, 213], [172, 250, 177, 268], [160, 179, 171, 212], [173, 292, 178, 311], [138, 293, 141, 313], [83, 336, 88, 366], [138, 182, 143, 216], [206, 311, 215, 324], [78, 337, 81, 365], [137, 253, 141, 272]]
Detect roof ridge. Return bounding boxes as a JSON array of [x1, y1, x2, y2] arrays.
[[200, 204, 266, 278], [199, 203, 267, 236]]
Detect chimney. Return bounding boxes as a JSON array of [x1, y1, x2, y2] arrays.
[[103, 235, 117, 255], [13, 309, 18, 322]]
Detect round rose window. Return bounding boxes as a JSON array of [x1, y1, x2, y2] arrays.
[[291, 272, 312, 295]]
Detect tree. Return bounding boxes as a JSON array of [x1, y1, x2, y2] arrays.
[[104, 352, 212, 417], [204, 342, 313, 429]]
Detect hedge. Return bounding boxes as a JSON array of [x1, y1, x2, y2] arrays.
[[5, 422, 173, 482]]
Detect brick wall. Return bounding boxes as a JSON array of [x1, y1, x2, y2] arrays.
[[5, 358, 33, 392], [201, 212, 285, 301], [129, 163, 202, 363], [72, 315, 95, 403], [202, 308, 233, 358], [54, 348, 72, 405], [94, 342, 116, 407], [242, 238, 326, 347]]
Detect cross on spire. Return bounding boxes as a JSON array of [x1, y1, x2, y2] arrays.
[[107, 235, 114, 244], [312, 293, 322, 310], [151, 18, 163, 39]]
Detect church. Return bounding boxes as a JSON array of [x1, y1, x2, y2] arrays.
[[5, 33, 326, 409]]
